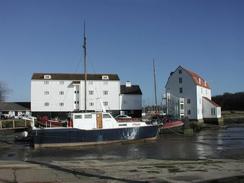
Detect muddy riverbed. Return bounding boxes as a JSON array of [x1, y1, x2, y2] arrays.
[[1, 124, 244, 182]]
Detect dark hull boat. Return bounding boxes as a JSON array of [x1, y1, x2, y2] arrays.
[[31, 125, 159, 148], [30, 112, 159, 148]]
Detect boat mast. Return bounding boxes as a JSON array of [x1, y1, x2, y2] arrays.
[[83, 22, 87, 112], [153, 59, 157, 107]]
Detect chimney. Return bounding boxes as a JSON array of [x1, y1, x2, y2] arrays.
[[125, 81, 132, 87]]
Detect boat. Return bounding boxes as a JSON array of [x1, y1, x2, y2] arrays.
[[29, 25, 159, 148], [36, 116, 66, 127], [160, 116, 184, 134], [150, 115, 184, 133], [30, 112, 159, 148]]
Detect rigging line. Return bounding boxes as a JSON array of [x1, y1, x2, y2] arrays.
[[58, 27, 85, 113]]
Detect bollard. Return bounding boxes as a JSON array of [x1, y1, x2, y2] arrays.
[[0, 121, 2, 129]]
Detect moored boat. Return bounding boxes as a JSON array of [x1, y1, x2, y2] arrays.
[[160, 117, 184, 134], [30, 112, 159, 148]]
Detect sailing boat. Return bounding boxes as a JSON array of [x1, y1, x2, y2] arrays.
[[30, 25, 159, 148]]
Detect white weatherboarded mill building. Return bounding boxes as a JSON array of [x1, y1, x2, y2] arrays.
[[165, 66, 221, 122], [31, 73, 142, 118]]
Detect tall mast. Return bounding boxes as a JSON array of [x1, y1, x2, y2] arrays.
[[153, 59, 157, 106], [83, 22, 87, 112]]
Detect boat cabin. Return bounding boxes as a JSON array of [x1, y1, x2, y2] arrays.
[[72, 112, 146, 130]]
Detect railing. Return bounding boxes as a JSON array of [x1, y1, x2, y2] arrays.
[[0, 119, 30, 130]]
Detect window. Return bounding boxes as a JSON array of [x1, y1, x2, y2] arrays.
[[103, 114, 111, 118], [89, 90, 94, 95], [44, 102, 49, 106], [44, 91, 49, 95], [74, 90, 79, 94], [187, 99, 191, 104], [59, 91, 64, 95], [59, 102, 64, 106], [85, 114, 92, 119], [89, 102, 94, 106], [198, 78, 202, 85], [179, 77, 182, 84], [102, 75, 109, 80], [74, 115, 82, 119], [103, 91, 108, 95], [74, 101, 79, 104], [44, 75, 51, 79], [44, 80, 49, 85], [179, 87, 183, 93], [59, 81, 64, 85], [180, 104, 184, 110], [179, 69, 182, 74], [211, 108, 216, 115], [187, 110, 191, 115], [103, 101, 108, 106]]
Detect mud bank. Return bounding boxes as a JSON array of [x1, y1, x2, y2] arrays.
[[0, 159, 244, 183]]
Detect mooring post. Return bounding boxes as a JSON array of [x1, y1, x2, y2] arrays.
[[0, 121, 2, 129], [13, 120, 15, 128]]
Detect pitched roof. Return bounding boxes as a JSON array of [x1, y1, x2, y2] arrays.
[[183, 67, 210, 89], [120, 85, 142, 95], [31, 73, 120, 81], [202, 97, 220, 107], [165, 66, 211, 89], [0, 102, 30, 111]]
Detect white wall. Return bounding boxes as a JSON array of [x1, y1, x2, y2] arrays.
[[120, 94, 142, 110], [79, 80, 120, 111], [166, 67, 197, 119], [31, 80, 75, 112], [196, 86, 212, 119], [202, 97, 221, 118]]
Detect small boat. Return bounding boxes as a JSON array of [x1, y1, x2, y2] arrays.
[[160, 117, 184, 134], [149, 115, 184, 133], [30, 112, 159, 148], [36, 116, 66, 127]]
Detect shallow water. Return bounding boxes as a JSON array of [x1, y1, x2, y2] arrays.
[[1, 124, 244, 161]]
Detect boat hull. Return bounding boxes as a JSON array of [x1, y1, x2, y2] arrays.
[[160, 121, 184, 134], [31, 125, 159, 148]]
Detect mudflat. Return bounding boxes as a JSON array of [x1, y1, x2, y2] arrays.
[[0, 159, 244, 183]]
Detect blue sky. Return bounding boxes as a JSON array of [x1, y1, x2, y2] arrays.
[[0, 0, 243, 105]]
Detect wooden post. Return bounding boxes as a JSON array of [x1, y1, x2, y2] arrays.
[[25, 120, 27, 127], [13, 120, 15, 128], [0, 121, 2, 129]]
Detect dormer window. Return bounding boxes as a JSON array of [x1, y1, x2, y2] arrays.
[[179, 70, 182, 74], [44, 75, 51, 79], [102, 75, 109, 80], [198, 78, 201, 84]]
